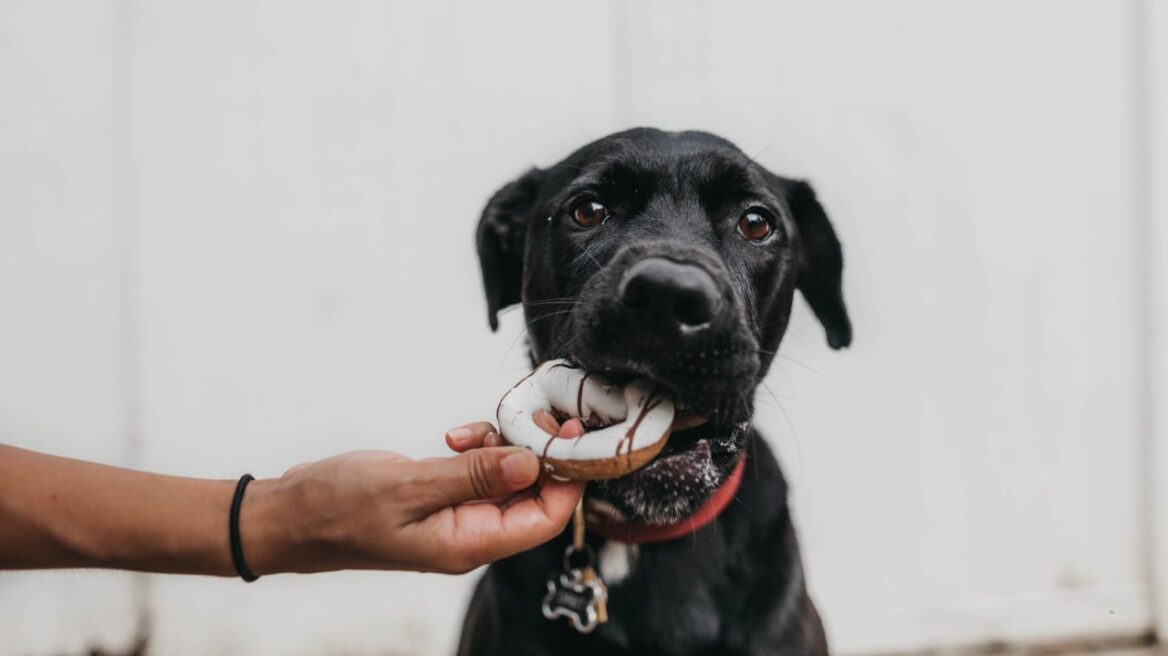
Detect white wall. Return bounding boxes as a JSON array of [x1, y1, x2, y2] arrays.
[[1146, 0, 1168, 641], [0, 1, 1158, 654], [0, 3, 143, 654]]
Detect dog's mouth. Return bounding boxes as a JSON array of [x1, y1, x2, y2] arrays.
[[651, 413, 726, 469], [589, 409, 747, 525], [551, 360, 752, 524], [565, 358, 755, 453]]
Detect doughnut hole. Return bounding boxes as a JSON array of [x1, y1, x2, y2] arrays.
[[531, 409, 588, 439]]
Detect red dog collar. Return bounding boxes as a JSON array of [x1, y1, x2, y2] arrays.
[[583, 455, 746, 544]]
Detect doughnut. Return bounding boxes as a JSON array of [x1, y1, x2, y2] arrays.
[[496, 359, 676, 480]]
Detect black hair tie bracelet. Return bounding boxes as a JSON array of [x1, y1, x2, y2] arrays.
[[229, 474, 260, 582]]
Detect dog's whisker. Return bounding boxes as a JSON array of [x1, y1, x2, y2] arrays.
[[498, 328, 531, 370], [525, 298, 581, 305], [754, 347, 825, 376], [567, 116, 593, 141], [508, 299, 581, 312], [732, 496, 753, 516], [750, 389, 806, 405], [548, 324, 592, 362], [547, 162, 589, 174], [569, 240, 606, 277], [766, 353, 839, 387], [582, 245, 603, 272], [746, 134, 779, 169], [760, 381, 805, 485], [498, 309, 577, 368]]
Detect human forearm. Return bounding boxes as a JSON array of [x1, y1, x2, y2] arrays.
[[0, 425, 582, 576], [0, 444, 237, 575]]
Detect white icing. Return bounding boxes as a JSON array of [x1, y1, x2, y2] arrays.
[[496, 359, 675, 461]]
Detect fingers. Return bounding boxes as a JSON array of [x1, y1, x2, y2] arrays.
[[533, 411, 586, 439], [411, 447, 541, 511], [477, 479, 585, 563], [532, 409, 560, 435], [557, 418, 585, 438], [419, 478, 586, 571], [445, 422, 499, 452], [448, 415, 584, 455]]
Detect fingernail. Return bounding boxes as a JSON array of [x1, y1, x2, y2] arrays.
[[446, 427, 472, 442], [484, 431, 502, 447], [501, 451, 537, 486], [532, 409, 560, 436]]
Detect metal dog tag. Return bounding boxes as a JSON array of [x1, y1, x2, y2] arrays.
[[541, 568, 606, 634], [542, 499, 609, 634]]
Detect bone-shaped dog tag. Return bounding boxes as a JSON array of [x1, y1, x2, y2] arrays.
[[541, 568, 606, 634], [581, 566, 608, 624]]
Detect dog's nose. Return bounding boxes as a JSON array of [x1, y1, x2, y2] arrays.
[[618, 258, 722, 330]]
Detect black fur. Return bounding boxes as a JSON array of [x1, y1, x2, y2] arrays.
[[465, 128, 849, 655]]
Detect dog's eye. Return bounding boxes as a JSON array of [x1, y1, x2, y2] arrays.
[[572, 200, 607, 228], [737, 211, 773, 242]]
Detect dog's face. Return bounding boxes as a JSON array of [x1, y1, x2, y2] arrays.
[[478, 128, 850, 523]]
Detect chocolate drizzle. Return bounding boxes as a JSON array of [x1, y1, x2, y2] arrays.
[[540, 432, 557, 464], [576, 372, 592, 421], [546, 362, 577, 374], [496, 365, 545, 419], [499, 360, 674, 480], [615, 387, 663, 470]]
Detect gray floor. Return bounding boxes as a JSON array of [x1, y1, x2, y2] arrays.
[[1046, 645, 1161, 656], [886, 643, 1161, 656]]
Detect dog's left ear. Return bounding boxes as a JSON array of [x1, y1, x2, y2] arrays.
[[476, 167, 546, 331], [783, 179, 852, 349]]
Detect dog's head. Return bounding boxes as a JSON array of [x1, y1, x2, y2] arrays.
[[477, 128, 850, 523]]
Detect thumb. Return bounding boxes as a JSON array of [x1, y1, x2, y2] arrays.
[[414, 447, 541, 509]]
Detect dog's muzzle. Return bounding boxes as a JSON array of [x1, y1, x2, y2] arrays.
[[571, 242, 759, 407]]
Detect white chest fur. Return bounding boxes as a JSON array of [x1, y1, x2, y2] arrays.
[[598, 541, 638, 584]]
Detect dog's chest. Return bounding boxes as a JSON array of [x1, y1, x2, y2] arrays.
[[582, 540, 726, 654]]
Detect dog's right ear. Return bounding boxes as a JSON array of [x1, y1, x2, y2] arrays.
[[477, 167, 546, 331]]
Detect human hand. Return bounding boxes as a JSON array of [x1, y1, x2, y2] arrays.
[[241, 423, 584, 575]]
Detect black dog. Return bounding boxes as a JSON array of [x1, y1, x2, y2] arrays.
[[460, 128, 850, 655]]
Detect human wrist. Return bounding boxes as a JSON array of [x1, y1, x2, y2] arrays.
[[238, 477, 297, 576]]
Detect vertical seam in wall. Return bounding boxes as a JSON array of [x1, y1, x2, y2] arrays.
[[112, 0, 152, 649], [113, 0, 140, 469], [1131, 0, 1159, 638], [608, 0, 633, 128]]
